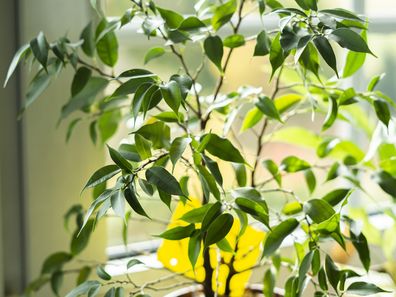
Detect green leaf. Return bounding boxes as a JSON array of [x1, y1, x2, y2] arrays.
[[65, 281, 101, 297], [146, 166, 184, 196], [30, 32, 49, 70], [66, 118, 82, 143], [282, 201, 303, 215], [372, 170, 396, 200], [274, 94, 302, 114], [144, 47, 165, 64], [343, 31, 367, 78], [263, 218, 299, 257], [346, 282, 389, 295], [157, 7, 184, 29], [135, 122, 170, 149], [295, 0, 317, 10], [203, 155, 223, 186], [329, 28, 374, 55], [98, 110, 121, 144], [111, 190, 125, 218], [280, 156, 310, 173], [216, 238, 233, 252], [204, 134, 245, 163], [124, 186, 150, 218], [178, 16, 206, 31], [350, 230, 370, 272], [269, 33, 285, 79], [373, 100, 391, 127], [367, 73, 385, 92], [80, 22, 95, 57], [326, 162, 340, 182], [263, 268, 275, 297], [61, 77, 109, 118], [256, 95, 282, 122], [170, 137, 191, 168], [201, 202, 223, 232], [232, 163, 247, 187], [4, 43, 30, 87], [254, 31, 271, 56], [127, 259, 143, 269], [262, 159, 281, 186], [107, 145, 133, 172], [325, 255, 340, 292], [96, 265, 111, 281], [304, 169, 316, 194], [211, 0, 237, 31], [231, 187, 261, 200], [241, 107, 263, 131], [313, 36, 338, 77], [235, 198, 269, 228], [322, 188, 351, 206], [304, 199, 335, 223], [322, 97, 338, 131], [204, 213, 234, 247], [41, 252, 72, 274], [83, 165, 120, 191], [96, 21, 118, 67], [320, 8, 363, 22], [223, 34, 245, 48], [197, 165, 221, 200], [135, 134, 152, 160], [298, 251, 314, 292], [204, 35, 223, 72], [180, 204, 213, 224], [71, 219, 94, 255], [311, 250, 321, 276], [160, 80, 183, 113], [280, 27, 299, 52], [158, 224, 195, 240], [76, 266, 91, 285], [71, 67, 92, 97], [188, 230, 201, 269]]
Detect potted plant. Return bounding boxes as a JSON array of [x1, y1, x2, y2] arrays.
[[5, 0, 396, 296]]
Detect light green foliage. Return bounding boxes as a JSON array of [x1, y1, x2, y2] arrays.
[[5, 0, 396, 296]]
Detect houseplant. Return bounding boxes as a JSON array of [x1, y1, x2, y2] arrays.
[[4, 0, 396, 296]]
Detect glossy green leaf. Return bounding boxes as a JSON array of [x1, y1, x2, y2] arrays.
[[269, 33, 285, 78], [135, 122, 170, 149], [262, 159, 281, 186], [350, 230, 370, 272], [80, 22, 95, 57], [204, 213, 234, 247], [83, 165, 120, 191], [124, 186, 150, 218], [96, 265, 111, 281], [313, 36, 338, 77], [157, 7, 184, 29], [373, 170, 396, 200], [71, 67, 92, 97], [170, 137, 191, 167], [256, 95, 282, 122], [158, 224, 195, 240], [232, 163, 247, 187], [231, 187, 261, 200], [330, 28, 374, 55], [4, 43, 30, 87], [241, 107, 263, 131], [144, 47, 165, 64], [198, 165, 221, 200], [373, 100, 391, 127], [201, 202, 223, 232], [322, 188, 351, 206], [107, 145, 133, 172], [263, 218, 299, 257], [203, 155, 223, 186], [71, 219, 94, 255], [343, 31, 367, 78], [77, 266, 92, 285], [298, 251, 314, 292], [367, 73, 385, 92], [280, 156, 310, 172], [30, 32, 49, 70], [295, 0, 317, 10], [325, 255, 340, 292], [223, 34, 245, 48], [322, 97, 338, 131], [204, 134, 245, 163], [282, 201, 303, 215], [188, 230, 202, 269], [146, 166, 184, 196], [254, 30, 271, 56], [263, 268, 275, 297], [180, 204, 212, 224], [304, 199, 335, 223], [211, 0, 237, 31], [346, 282, 389, 295], [96, 21, 118, 67], [160, 80, 183, 113], [111, 190, 125, 218], [235, 198, 269, 228], [320, 8, 363, 21], [204, 35, 223, 72], [135, 134, 152, 160]]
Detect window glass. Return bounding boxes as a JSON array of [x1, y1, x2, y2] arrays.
[[366, 0, 396, 18]]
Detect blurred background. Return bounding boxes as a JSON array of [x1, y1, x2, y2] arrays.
[[1, 0, 396, 296]]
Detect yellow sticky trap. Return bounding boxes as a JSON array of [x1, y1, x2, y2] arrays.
[[157, 199, 265, 296]]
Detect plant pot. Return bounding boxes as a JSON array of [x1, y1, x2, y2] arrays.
[[164, 284, 284, 297]]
